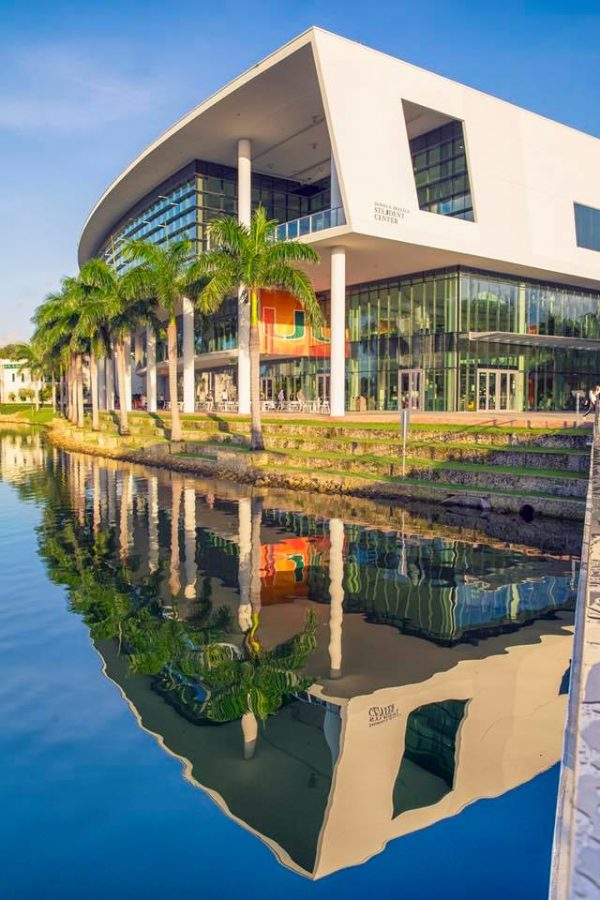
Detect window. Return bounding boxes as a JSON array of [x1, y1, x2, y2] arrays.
[[575, 203, 600, 251], [392, 699, 468, 818], [409, 120, 474, 221]]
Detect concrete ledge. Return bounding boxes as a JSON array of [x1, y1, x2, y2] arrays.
[[551, 430, 600, 898]]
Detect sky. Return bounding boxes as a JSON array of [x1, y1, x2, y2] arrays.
[[0, 0, 599, 344]]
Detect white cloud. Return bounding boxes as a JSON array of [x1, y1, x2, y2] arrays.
[[0, 45, 164, 132]]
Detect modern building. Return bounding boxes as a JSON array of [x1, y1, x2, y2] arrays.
[[79, 28, 600, 415]]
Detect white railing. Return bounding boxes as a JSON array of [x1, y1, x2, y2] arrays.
[[275, 207, 345, 241]]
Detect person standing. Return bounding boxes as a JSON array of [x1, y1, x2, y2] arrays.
[[583, 384, 600, 419], [277, 387, 285, 410], [205, 389, 214, 413]]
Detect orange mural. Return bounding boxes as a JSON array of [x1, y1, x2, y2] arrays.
[[259, 289, 334, 358], [260, 535, 329, 604]]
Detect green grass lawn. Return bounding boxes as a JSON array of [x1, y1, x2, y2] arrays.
[[0, 404, 55, 424], [115, 409, 586, 436]]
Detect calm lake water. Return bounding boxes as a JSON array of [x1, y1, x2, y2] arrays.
[[0, 428, 580, 899]]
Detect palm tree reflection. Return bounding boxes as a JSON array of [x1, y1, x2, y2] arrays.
[[36, 460, 318, 760]]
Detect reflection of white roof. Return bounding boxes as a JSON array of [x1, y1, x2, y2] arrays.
[[98, 613, 572, 880]]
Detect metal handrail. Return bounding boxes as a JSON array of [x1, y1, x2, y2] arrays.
[[275, 207, 345, 241]]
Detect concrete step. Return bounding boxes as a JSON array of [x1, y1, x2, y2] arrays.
[[259, 434, 589, 472]]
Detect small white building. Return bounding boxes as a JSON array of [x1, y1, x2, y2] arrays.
[[0, 359, 37, 403]]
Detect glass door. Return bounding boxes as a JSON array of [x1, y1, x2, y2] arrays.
[[399, 369, 423, 410], [260, 377, 274, 401], [316, 374, 330, 403], [477, 369, 519, 411]]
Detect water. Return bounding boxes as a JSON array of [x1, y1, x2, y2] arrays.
[[0, 427, 580, 899]]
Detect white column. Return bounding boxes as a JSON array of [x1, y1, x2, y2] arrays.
[[183, 486, 197, 600], [123, 334, 132, 412], [146, 324, 157, 413], [237, 138, 251, 415], [241, 711, 258, 760], [119, 470, 133, 561], [97, 357, 106, 411], [330, 246, 346, 417], [182, 297, 195, 414], [106, 353, 115, 411], [237, 496, 252, 632], [148, 476, 159, 574], [328, 517, 345, 679]]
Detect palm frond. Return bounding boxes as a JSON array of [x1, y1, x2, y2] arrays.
[[207, 217, 249, 254], [260, 264, 323, 326]]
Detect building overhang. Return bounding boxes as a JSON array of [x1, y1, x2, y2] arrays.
[[79, 29, 331, 265], [301, 231, 600, 294], [468, 331, 600, 352]]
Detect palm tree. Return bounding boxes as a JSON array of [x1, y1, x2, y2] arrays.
[[75, 260, 118, 431], [77, 258, 152, 435], [124, 239, 205, 443], [33, 279, 86, 426], [198, 207, 321, 450]]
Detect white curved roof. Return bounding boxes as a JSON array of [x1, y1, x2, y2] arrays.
[[78, 28, 329, 264]]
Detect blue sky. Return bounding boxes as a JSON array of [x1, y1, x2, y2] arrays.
[[0, 0, 598, 344]]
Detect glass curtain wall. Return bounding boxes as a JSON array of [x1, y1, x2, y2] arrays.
[[459, 271, 600, 411], [409, 121, 474, 221], [148, 265, 600, 413], [101, 161, 330, 270], [289, 268, 600, 412]]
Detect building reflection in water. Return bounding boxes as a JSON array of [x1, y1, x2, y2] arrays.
[[0, 430, 579, 880]]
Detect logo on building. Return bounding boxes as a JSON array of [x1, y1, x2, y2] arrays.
[[368, 703, 400, 727], [373, 202, 409, 224]]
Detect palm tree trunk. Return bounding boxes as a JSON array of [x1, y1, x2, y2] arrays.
[[114, 339, 129, 435], [249, 290, 264, 451], [167, 317, 182, 442], [59, 368, 64, 416], [90, 349, 99, 431], [66, 361, 70, 420], [34, 382, 40, 412], [68, 356, 75, 422], [106, 351, 115, 411], [51, 378, 57, 413], [76, 354, 84, 428]]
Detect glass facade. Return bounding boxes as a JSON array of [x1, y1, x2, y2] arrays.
[[409, 120, 474, 221], [258, 267, 600, 412], [100, 160, 330, 269], [574, 202, 600, 252], [138, 262, 600, 413]]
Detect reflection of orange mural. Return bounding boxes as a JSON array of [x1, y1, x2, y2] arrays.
[[259, 289, 348, 358], [260, 535, 329, 604]]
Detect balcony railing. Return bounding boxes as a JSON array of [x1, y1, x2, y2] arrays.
[[275, 207, 345, 242]]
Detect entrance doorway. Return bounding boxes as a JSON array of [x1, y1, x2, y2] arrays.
[[399, 369, 423, 410], [316, 374, 330, 404], [477, 368, 519, 412], [260, 377, 274, 401]]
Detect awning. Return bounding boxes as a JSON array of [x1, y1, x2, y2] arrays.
[[467, 331, 600, 352]]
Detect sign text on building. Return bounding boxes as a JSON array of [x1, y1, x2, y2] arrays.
[[373, 201, 409, 224], [368, 703, 400, 727]]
